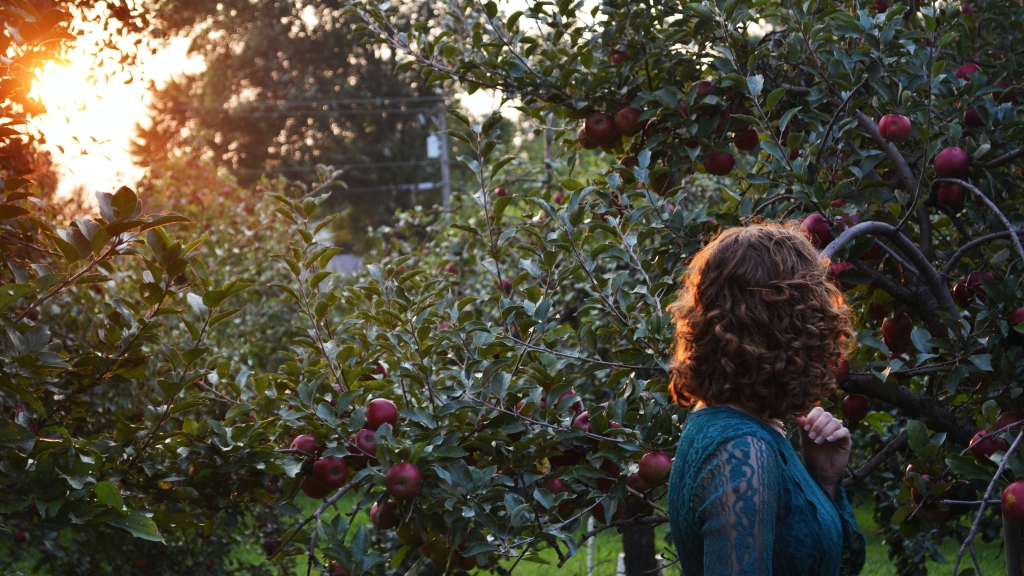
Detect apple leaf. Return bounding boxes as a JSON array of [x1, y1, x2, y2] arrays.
[[108, 509, 164, 542]]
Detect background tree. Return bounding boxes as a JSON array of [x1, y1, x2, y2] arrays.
[[133, 0, 448, 252]]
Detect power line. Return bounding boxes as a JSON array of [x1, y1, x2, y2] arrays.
[[169, 95, 446, 112]]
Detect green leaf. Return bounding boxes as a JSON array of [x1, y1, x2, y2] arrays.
[[0, 419, 36, 451], [108, 509, 164, 542], [111, 186, 139, 222], [968, 354, 993, 372], [209, 307, 243, 328], [0, 283, 34, 312], [138, 214, 192, 232], [747, 74, 764, 98], [907, 420, 928, 453], [765, 87, 787, 112], [94, 482, 123, 509], [0, 204, 29, 219]]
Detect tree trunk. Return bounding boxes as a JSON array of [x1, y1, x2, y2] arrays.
[[622, 500, 661, 576]]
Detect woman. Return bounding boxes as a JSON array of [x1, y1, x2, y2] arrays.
[[666, 224, 866, 575]]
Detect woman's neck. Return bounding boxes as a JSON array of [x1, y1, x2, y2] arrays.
[[695, 400, 787, 436]]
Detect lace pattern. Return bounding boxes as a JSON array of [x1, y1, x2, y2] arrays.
[[668, 407, 866, 576]]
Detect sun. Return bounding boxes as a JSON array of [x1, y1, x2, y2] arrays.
[[28, 61, 97, 114]]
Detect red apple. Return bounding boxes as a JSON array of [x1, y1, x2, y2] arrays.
[[13, 530, 25, 543], [936, 183, 965, 212], [614, 106, 645, 137], [1011, 307, 1024, 326], [869, 302, 886, 322], [677, 81, 716, 117], [627, 472, 651, 494], [610, 50, 629, 64], [327, 561, 348, 575], [572, 411, 591, 433], [546, 477, 571, 495], [995, 411, 1022, 432], [385, 463, 422, 500], [882, 312, 913, 353], [555, 390, 584, 414], [290, 434, 322, 458], [578, 127, 599, 150], [874, 0, 889, 10], [969, 430, 1009, 463], [301, 475, 332, 499], [834, 359, 850, 382], [955, 270, 996, 306], [955, 63, 982, 81], [733, 127, 759, 151], [638, 451, 672, 487], [595, 459, 621, 492], [964, 108, 983, 127], [703, 152, 735, 176], [1003, 481, 1024, 525], [934, 146, 969, 178], [365, 398, 398, 431], [593, 500, 624, 524], [801, 213, 833, 248], [312, 456, 348, 490], [553, 192, 565, 204], [584, 113, 620, 147], [830, 198, 847, 208], [878, 114, 912, 143], [830, 262, 857, 291], [842, 394, 870, 423], [445, 262, 459, 274], [650, 173, 672, 195], [493, 185, 507, 197], [371, 361, 388, 379], [882, 169, 894, 182], [549, 449, 583, 467], [962, 2, 976, 13], [371, 500, 400, 529]]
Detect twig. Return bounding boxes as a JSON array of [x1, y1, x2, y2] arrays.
[[986, 146, 1024, 169], [936, 178, 1024, 273], [952, 429, 1024, 576], [505, 336, 655, 372], [942, 230, 1024, 275], [269, 478, 362, 560]]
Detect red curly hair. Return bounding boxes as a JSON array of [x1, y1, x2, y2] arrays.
[[668, 223, 853, 420]]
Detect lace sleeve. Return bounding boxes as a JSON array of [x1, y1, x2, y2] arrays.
[[833, 483, 867, 576], [694, 434, 780, 576]]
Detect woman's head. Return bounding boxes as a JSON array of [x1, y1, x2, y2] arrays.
[[668, 222, 853, 419]]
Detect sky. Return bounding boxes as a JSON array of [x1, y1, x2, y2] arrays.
[[27, 1, 549, 198]]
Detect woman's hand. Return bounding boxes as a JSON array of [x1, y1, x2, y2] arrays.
[[793, 406, 851, 499]]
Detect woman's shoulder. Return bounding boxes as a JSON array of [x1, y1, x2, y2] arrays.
[[677, 406, 783, 456]]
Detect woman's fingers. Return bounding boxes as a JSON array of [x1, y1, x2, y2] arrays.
[[810, 419, 843, 443]]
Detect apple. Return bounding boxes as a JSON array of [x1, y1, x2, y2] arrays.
[[614, 106, 645, 137], [882, 312, 913, 353], [835, 359, 850, 382], [881, 169, 894, 182], [964, 108, 983, 127], [371, 499, 400, 529], [312, 456, 348, 490], [620, 155, 640, 170], [397, 522, 422, 546], [386, 462, 422, 500], [596, 459, 622, 492], [962, 2, 976, 13], [1010, 307, 1024, 327], [969, 430, 1010, 463], [365, 361, 388, 379], [572, 411, 591, 433], [905, 464, 922, 480], [301, 475, 332, 499], [936, 183, 965, 212], [545, 477, 572, 496], [868, 302, 886, 322], [290, 434, 322, 458], [445, 262, 459, 274], [578, 127, 599, 150], [627, 472, 651, 495], [13, 530, 25, 543], [703, 152, 735, 176], [610, 50, 629, 64], [493, 185, 507, 197], [830, 198, 847, 208], [842, 394, 870, 423], [955, 270, 995, 306], [874, 0, 889, 10], [955, 63, 982, 81], [549, 449, 583, 467], [996, 79, 1020, 104], [584, 112, 620, 147], [555, 390, 584, 414], [1003, 481, 1024, 525], [365, 398, 398, 431], [935, 146, 969, 178], [593, 500, 625, 524], [261, 538, 276, 557], [995, 411, 1022, 432], [327, 561, 348, 575], [553, 192, 565, 204], [878, 114, 912, 143], [650, 173, 672, 195], [638, 451, 672, 487], [733, 127, 759, 151], [801, 213, 833, 248], [830, 262, 856, 291]]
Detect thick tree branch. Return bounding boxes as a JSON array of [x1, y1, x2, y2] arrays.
[[841, 374, 978, 446], [986, 146, 1024, 169], [843, 429, 908, 489]]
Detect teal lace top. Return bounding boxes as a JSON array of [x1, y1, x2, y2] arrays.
[[667, 406, 866, 576]]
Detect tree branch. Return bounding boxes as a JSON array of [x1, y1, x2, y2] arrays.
[[942, 229, 1024, 275], [843, 429, 908, 489], [936, 178, 1024, 272]]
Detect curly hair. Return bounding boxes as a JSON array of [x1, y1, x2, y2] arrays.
[[668, 223, 854, 420]]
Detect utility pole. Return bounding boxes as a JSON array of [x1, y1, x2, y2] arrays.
[[432, 103, 451, 206]]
